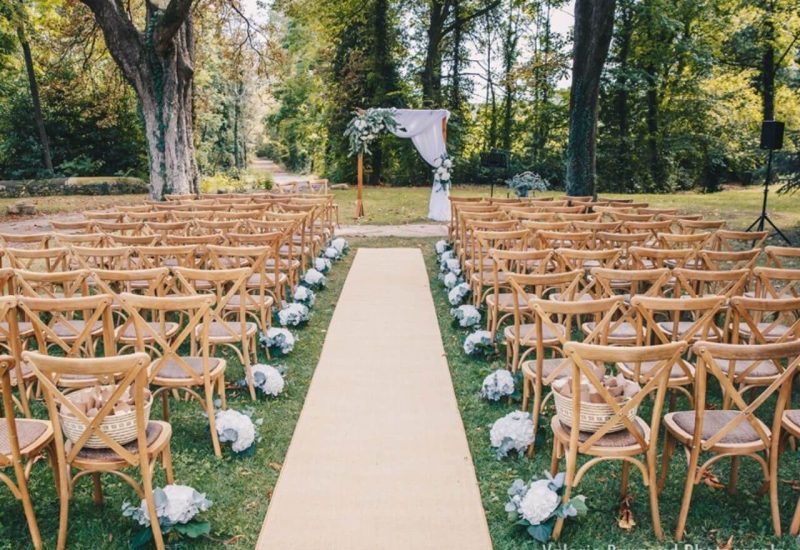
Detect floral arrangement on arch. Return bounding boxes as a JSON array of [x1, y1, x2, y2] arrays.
[[261, 327, 295, 355], [122, 484, 212, 547], [433, 153, 453, 192], [505, 171, 549, 198], [505, 472, 587, 543], [344, 108, 400, 156]]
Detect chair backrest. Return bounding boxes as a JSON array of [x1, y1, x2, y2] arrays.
[[752, 267, 800, 299], [729, 296, 800, 345], [14, 268, 91, 299], [117, 293, 215, 384], [712, 229, 768, 251], [672, 268, 750, 299], [0, 297, 28, 415], [70, 245, 134, 271], [590, 267, 671, 299], [690, 340, 800, 452], [172, 267, 251, 331], [678, 219, 726, 233], [136, 245, 198, 270], [5, 246, 70, 272], [0, 353, 26, 469], [0, 233, 50, 249], [764, 246, 800, 269], [25, 351, 152, 466], [630, 294, 726, 346], [629, 246, 695, 270], [52, 232, 108, 248], [535, 230, 592, 250], [555, 247, 621, 273], [697, 249, 760, 271], [561, 341, 687, 453]]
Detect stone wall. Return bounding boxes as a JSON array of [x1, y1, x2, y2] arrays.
[[0, 177, 148, 198]]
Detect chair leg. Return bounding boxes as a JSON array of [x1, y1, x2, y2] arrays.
[[521, 376, 530, 412], [527, 380, 543, 458], [162, 443, 175, 485], [658, 432, 675, 494], [217, 376, 228, 410], [647, 457, 664, 541], [92, 472, 103, 504], [553, 444, 577, 541], [620, 461, 631, 498], [769, 434, 782, 537], [791, 495, 800, 535], [15, 461, 43, 550], [140, 459, 166, 550], [675, 447, 700, 540], [206, 381, 222, 458], [728, 455, 740, 495], [550, 438, 561, 477], [55, 463, 71, 550]]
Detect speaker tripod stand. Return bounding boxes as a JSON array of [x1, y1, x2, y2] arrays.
[[746, 148, 792, 245]]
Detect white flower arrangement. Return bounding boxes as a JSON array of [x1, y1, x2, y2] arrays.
[[278, 302, 310, 326], [439, 249, 456, 264], [434, 239, 451, 255], [215, 409, 256, 453], [433, 153, 453, 192], [505, 171, 549, 198], [252, 364, 286, 397], [331, 237, 349, 255], [344, 109, 399, 156], [122, 484, 212, 542], [323, 246, 341, 260], [302, 268, 327, 289], [463, 330, 493, 356], [442, 258, 461, 276], [314, 257, 332, 274], [442, 272, 459, 289], [489, 410, 534, 458], [260, 327, 295, 355], [448, 282, 471, 306], [505, 473, 587, 543], [451, 304, 481, 328], [293, 286, 316, 308], [480, 369, 515, 401]]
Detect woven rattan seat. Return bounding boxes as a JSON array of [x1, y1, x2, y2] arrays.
[[667, 410, 765, 445], [0, 419, 50, 456], [201, 321, 258, 340], [552, 416, 648, 450], [151, 357, 225, 380], [117, 321, 180, 342], [75, 421, 170, 462]]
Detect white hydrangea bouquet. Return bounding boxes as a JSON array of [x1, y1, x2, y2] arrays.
[[463, 330, 494, 357], [323, 246, 341, 260], [293, 286, 316, 308], [314, 257, 332, 274], [330, 237, 349, 255], [215, 409, 257, 454], [122, 484, 212, 547], [441, 257, 461, 276], [260, 327, 295, 356], [505, 472, 587, 543], [441, 272, 460, 290], [252, 364, 286, 397], [278, 303, 310, 327], [490, 410, 534, 458], [480, 369, 515, 401], [505, 171, 549, 198], [433, 153, 453, 191], [302, 268, 327, 290], [448, 282, 471, 306], [434, 239, 451, 255], [344, 108, 399, 156], [451, 304, 481, 328]]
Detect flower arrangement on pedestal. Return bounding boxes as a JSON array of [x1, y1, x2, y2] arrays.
[[344, 109, 399, 156], [505, 172, 549, 198], [505, 473, 587, 543]]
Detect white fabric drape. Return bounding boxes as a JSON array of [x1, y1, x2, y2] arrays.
[[387, 109, 451, 221]]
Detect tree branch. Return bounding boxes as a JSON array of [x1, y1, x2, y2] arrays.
[[442, 0, 500, 36], [154, 0, 194, 54], [80, 0, 144, 85]]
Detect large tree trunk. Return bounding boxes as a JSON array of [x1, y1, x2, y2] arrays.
[[613, 0, 633, 189], [421, 1, 447, 106], [17, 26, 53, 173], [565, 0, 616, 197], [82, 0, 198, 199]]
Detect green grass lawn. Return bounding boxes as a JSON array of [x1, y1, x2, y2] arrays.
[[0, 253, 355, 549], [333, 185, 800, 237]]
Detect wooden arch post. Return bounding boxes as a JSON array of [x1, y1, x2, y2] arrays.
[[355, 153, 365, 218]]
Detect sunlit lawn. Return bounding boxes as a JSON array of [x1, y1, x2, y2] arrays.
[[0, 194, 146, 222]]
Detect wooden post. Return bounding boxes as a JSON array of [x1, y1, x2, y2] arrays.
[[355, 153, 365, 218], [442, 117, 447, 144]]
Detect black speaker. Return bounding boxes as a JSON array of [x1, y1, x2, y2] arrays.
[[760, 120, 785, 150], [480, 150, 509, 169]]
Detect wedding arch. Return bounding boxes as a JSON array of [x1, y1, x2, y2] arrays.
[[345, 108, 452, 222]]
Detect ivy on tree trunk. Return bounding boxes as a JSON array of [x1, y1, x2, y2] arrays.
[[565, 0, 616, 197]]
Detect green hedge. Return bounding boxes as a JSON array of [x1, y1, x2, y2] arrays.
[[0, 177, 148, 198]]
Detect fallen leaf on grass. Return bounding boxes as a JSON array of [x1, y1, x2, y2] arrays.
[[701, 469, 725, 489], [618, 495, 636, 531], [224, 535, 243, 545], [716, 535, 734, 550], [269, 462, 282, 472], [782, 479, 800, 491]]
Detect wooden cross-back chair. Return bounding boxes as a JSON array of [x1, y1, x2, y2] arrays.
[[172, 266, 259, 400], [0, 295, 32, 417], [612, 211, 655, 222], [622, 220, 674, 245], [471, 229, 529, 307], [730, 296, 800, 345], [0, 233, 51, 250], [118, 292, 226, 457], [171, 210, 214, 222], [677, 219, 726, 234], [49, 220, 94, 233], [5, 246, 70, 272], [13, 268, 91, 301], [595, 232, 650, 266], [658, 231, 712, 257], [663, 340, 800, 540], [69, 245, 134, 272], [554, 247, 621, 275], [92, 220, 145, 237], [25, 351, 173, 550], [206, 244, 277, 336], [557, 212, 602, 222], [697, 248, 760, 271], [764, 246, 800, 269], [629, 246, 696, 271], [638, 207, 678, 217], [551, 341, 688, 541], [570, 220, 622, 248], [504, 271, 583, 372], [518, 295, 626, 456], [456, 210, 504, 259], [264, 210, 312, 268], [135, 244, 198, 271], [535, 230, 592, 251], [752, 266, 800, 299], [773, 394, 800, 536], [144, 220, 191, 239], [672, 268, 751, 300], [712, 229, 768, 251], [52, 232, 108, 248], [19, 293, 115, 369], [485, 248, 554, 334], [0, 353, 54, 550], [104, 233, 160, 247]]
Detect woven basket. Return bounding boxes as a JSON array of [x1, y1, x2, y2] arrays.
[[553, 390, 637, 433], [59, 388, 152, 449]]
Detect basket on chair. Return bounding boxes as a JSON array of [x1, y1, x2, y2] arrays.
[[59, 386, 152, 449], [553, 390, 637, 433]]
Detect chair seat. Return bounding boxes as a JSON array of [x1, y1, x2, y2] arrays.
[[485, 292, 531, 310], [197, 321, 258, 341], [617, 359, 693, 382], [117, 322, 180, 343], [521, 357, 576, 380], [736, 322, 790, 342], [550, 292, 595, 302], [716, 357, 780, 379], [150, 357, 225, 380], [223, 294, 275, 309], [665, 410, 768, 448], [657, 321, 720, 341], [247, 273, 288, 288], [7, 361, 35, 384], [470, 271, 509, 286], [504, 323, 565, 344], [551, 416, 650, 453], [0, 321, 34, 338], [582, 321, 641, 340], [52, 320, 105, 339], [783, 410, 800, 437], [74, 421, 171, 465], [0, 418, 52, 458]]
